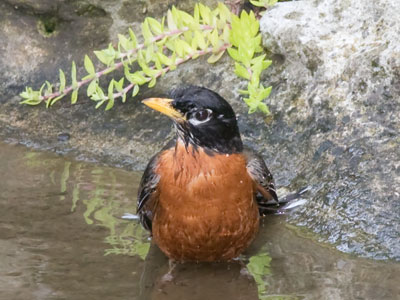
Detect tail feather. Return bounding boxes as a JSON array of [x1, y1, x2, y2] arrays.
[[259, 186, 310, 215]]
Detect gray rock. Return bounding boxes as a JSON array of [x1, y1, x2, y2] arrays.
[[259, 0, 400, 260]]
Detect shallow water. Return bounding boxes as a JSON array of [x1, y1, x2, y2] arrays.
[[0, 141, 398, 300]]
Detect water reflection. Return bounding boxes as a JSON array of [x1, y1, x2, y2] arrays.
[[246, 251, 273, 299], [1, 142, 399, 300], [45, 158, 152, 260]]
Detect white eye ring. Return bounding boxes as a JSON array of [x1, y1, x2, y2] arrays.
[[188, 109, 212, 125]]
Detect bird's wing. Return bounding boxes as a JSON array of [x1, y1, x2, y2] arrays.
[[137, 140, 175, 232], [243, 147, 279, 214]]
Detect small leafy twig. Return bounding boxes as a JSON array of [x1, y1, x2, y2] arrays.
[[20, 2, 274, 114], [97, 43, 230, 110]]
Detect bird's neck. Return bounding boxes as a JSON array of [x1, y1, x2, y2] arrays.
[[174, 125, 243, 155], [175, 135, 243, 155]]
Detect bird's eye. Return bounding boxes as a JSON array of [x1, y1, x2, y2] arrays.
[[194, 109, 210, 121], [189, 109, 212, 125]]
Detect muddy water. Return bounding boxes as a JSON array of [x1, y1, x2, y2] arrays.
[[0, 142, 398, 300]]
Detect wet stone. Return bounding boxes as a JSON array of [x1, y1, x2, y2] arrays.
[[57, 133, 70, 142]]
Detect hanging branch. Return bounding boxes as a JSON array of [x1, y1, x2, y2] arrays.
[[20, 3, 273, 114]]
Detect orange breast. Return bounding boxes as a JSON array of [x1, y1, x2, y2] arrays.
[[152, 141, 259, 262]]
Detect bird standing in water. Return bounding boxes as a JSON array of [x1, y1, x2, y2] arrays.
[[138, 86, 278, 262]]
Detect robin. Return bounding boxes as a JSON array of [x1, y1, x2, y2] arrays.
[[138, 86, 279, 262]]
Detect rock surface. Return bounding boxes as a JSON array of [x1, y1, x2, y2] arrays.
[[0, 0, 232, 170], [0, 0, 399, 260], [260, 0, 400, 260]]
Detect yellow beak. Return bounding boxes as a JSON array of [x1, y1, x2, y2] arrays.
[[142, 98, 185, 121]]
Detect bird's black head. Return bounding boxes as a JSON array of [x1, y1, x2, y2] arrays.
[[143, 86, 243, 154]]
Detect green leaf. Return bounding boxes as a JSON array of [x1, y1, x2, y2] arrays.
[[19, 87, 31, 99], [229, 15, 240, 47], [193, 3, 200, 23], [147, 17, 162, 35], [199, 3, 211, 24], [250, 0, 277, 8], [145, 43, 155, 63], [175, 40, 184, 57], [171, 6, 182, 28], [45, 81, 53, 95], [39, 83, 46, 96], [50, 94, 65, 106], [84, 55, 95, 75], [138, 54, 157, 77], [132, 84, 139, 97], [238, 45, 253, 67], [258, 102, 270, 114], [96, 85, 105, 99], [194, 31, 206, 50], [124, 66, 132, 82], [222, 24, 230, 43], [179, 10, 196, 29], [260, 86, 272, 99], [118, 34, 131, 52], [209, 28, 219, 47], [142, 67, 157, 78], [251, 54, 266, 65], [169, 52, 177, 70], [227, 47, 241, 62], [160, 16, 166, 33], [94, 50, 111, 66], [82, 74, 95, 80], [154, 55, 162, 70], [105, 44, 117, 62], [130, 72, 148, 85], [71, 89, 78, 104], [95, 99, 106, 109], [105, 98, 114, 110], [167, 9, 177, 30], [157, 52, 172, 66], [254, 34, 263, 52], [128, 28, 137, 49], [107, 80, 114, 102], [262, 59, 272, 70], [234, 62, 250, 80], [87, 79, 97, 96], [142, 19, 153, 44], [183, 30, 193, 45], [180, 40, 193, 55], [218, 2, 231, 24], [249, 16, 259, 37], [105, 80, 115, 110], [115, 78, 124, 92], [148, 77, 156, 88], [46, 98, 52, 108], [249, 0, 264, 7], [59, 69, 66, 92], [207, 50, 225, 63], [245, 98, 258, 114], [20, 99, 42, 105]]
